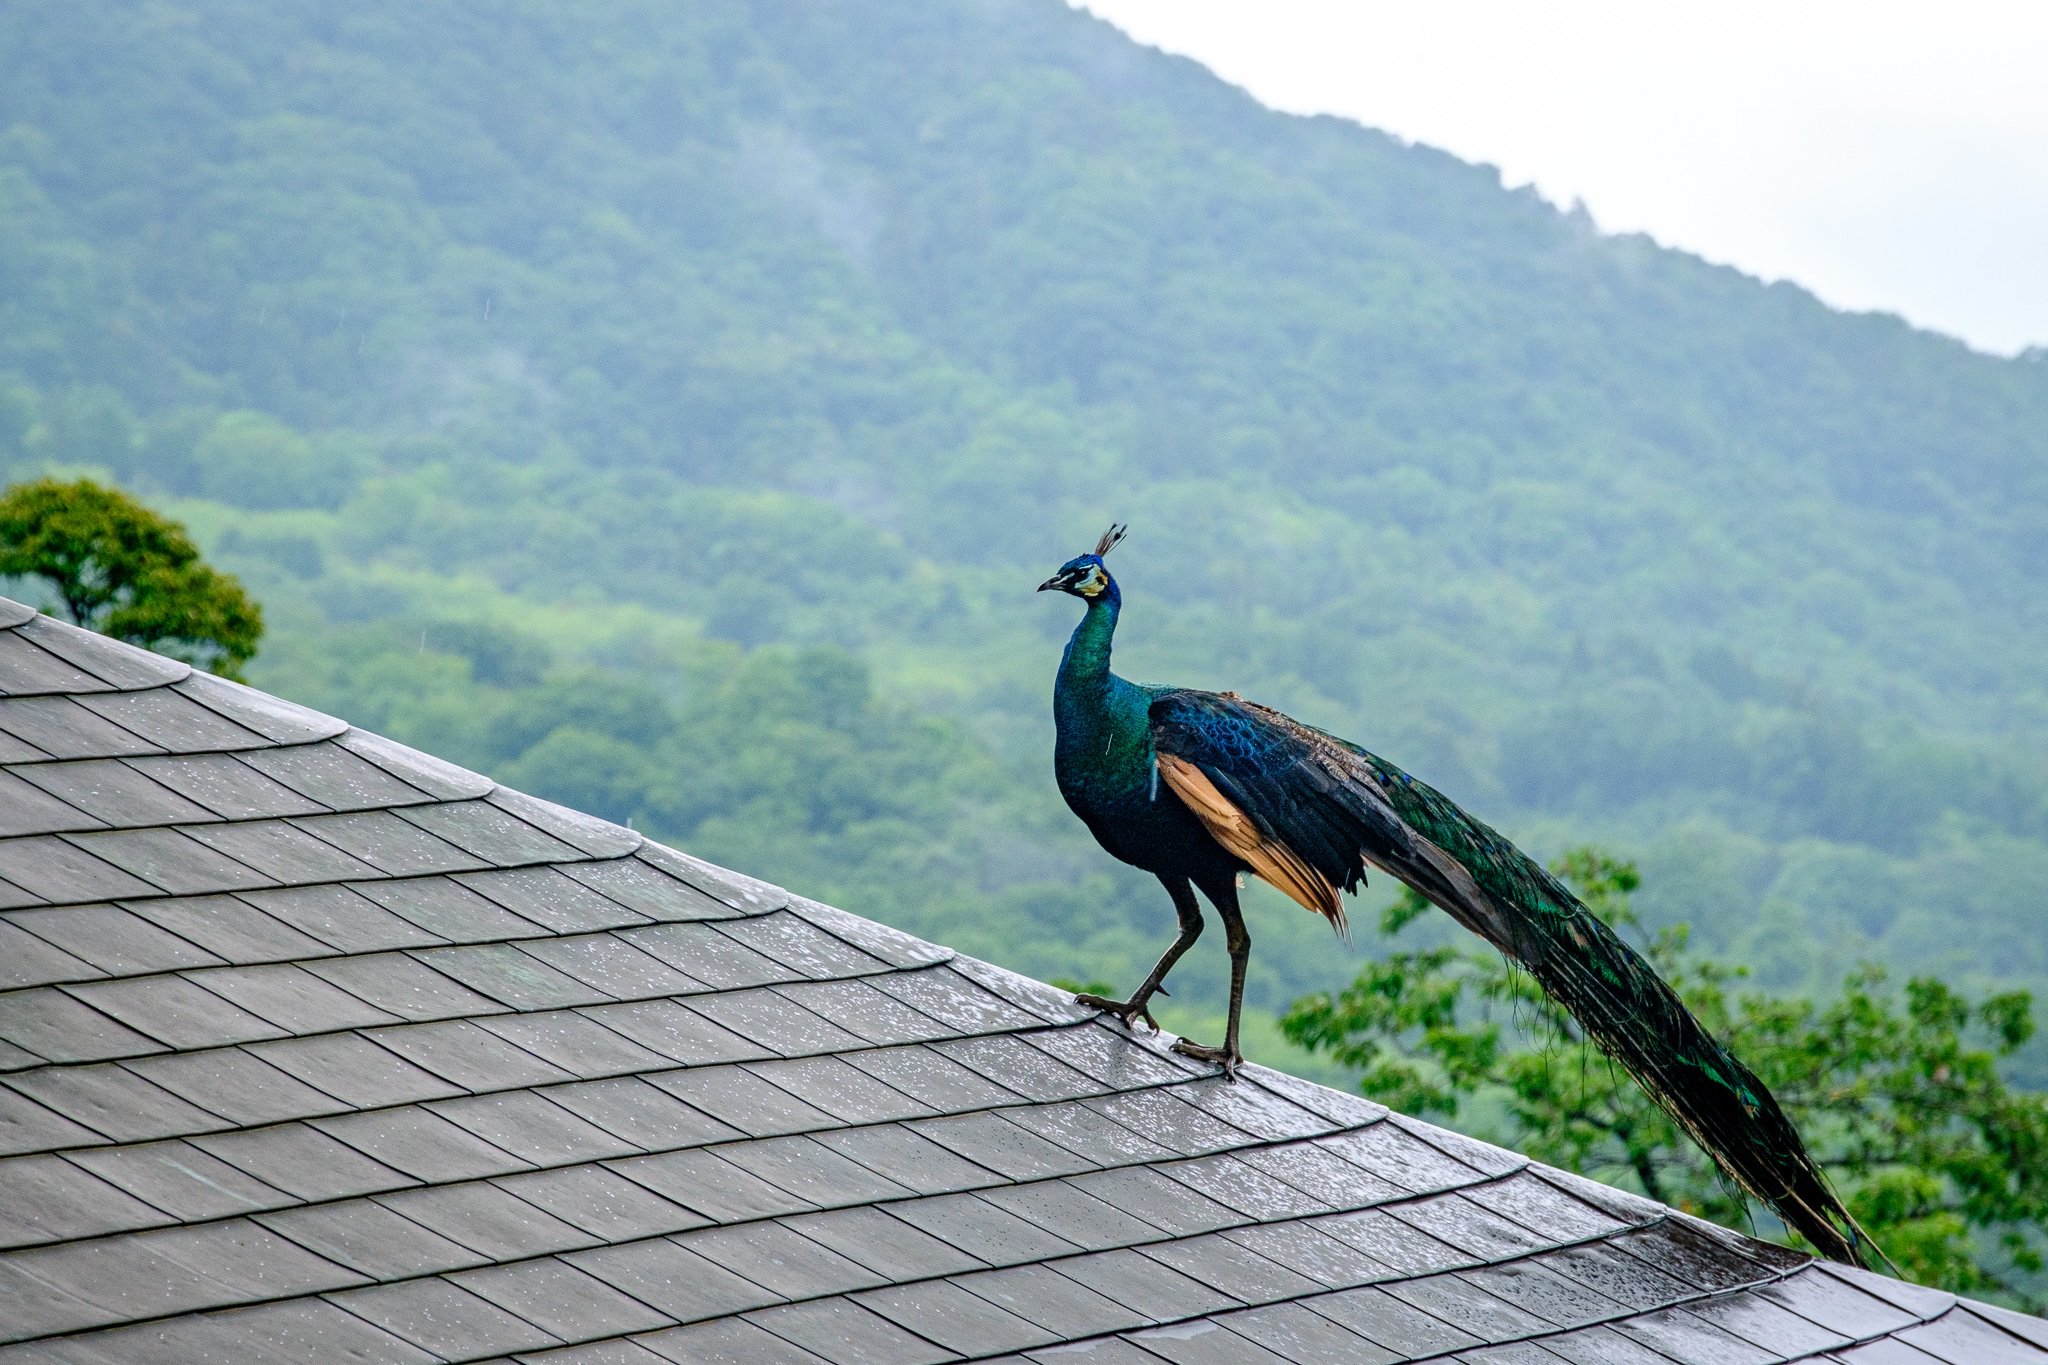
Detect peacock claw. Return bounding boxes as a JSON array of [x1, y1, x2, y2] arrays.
[[1073, 993, 1160, 1034], [1171, 1039, 1242, 1081]]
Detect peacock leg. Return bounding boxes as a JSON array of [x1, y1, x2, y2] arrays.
[[1171, 876, 1248, 1080], [1075, 875, 1204, 1033]]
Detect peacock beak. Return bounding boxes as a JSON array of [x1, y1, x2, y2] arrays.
[[1037, 575, 1064, 593]]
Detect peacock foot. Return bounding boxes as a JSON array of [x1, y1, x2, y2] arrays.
[[1171, 1038, 1242, 1081], [1073, 992, 1160, 1034]]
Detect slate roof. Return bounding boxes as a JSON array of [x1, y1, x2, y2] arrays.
[[0, 597, 2043, 1364]]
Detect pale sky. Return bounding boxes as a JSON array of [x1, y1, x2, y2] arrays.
[[1075, 1, 2048, 356]]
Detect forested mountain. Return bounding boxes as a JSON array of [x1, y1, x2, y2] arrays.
[[4, 0, 2045, 1076]]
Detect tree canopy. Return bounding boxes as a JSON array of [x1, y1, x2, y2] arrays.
[[0, 477, 262, 677]]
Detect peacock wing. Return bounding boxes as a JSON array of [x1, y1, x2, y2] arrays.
[[1147, 688, 1418, 935]]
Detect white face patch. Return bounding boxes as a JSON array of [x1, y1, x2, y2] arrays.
[[1076, 565, 1108, 597]]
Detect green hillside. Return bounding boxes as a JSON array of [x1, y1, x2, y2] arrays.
[[4, 0, 2046, 1076]]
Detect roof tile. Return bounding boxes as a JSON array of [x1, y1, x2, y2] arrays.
[[682, 1221, 888, 1300], [913, 1110, 1099, 1182], [122, 1046, 350, 1126], [397, 799, 583, 866], [335, 728, 494, 802], [652, 1063, 842, 1138], [331, 1276, 563, 1359], [239, 882, 442, 952], [1066, 1165, 1241, 1238], [434, 1091, 639, 1166], [847, 1043, 1024, 1113], [256, 1198, 489, 1278], [977, 1176, 1163, 1251], [123, 751, 329, 820], [1222, 1220, 1396, 1290], [0, 835, 160, 904], [1307, 1283, 1487, 1357], [483, 787, 641, 858], [60, 825, 270, 894], [248, 1032, 466, 1110], [1221, 1300, 1403, 1365], [66, 973, 287, 1050], [459, 866, 653, 933], [313, 1106, 533, 1183], [73, 688, 271, 753], [1081, 1089, 1251, 1157], [933, 1034, 1108, 1103], [744, 1296, 959, 1365], [10, 902, 222, 974], [714, 1132, 917, 1208], [182, 819, 382, 884], [494, 1164, 708, 1240], [619, 922, 784, 989], [0, 695, 163, 760], [192, 1121, 417, 1202], [0, 1153, 168, 1248], [290, 809, 490, 876], [774, 978, 953, 1046], [610, 1147, 814, 1224], [187, 962, 402, 1033], [455, 1255, 673, 1341], [567, 1237, 780, 1323], [16, 616, 186, 689], [900, 1192, 1081, 1266], [1611, 1305, 1780, 1364], [5, 1059, 223, 1142], [366, 1019, 576, 1092], [544, 1077, 738, 1152], [125, 891, 332, 964], [0, 629, 125, 695], [788, 1205, 986, 1282], [563, 858, 742, 922], [0, 986, 168, 1065], [69, 1137, 292, 1219], [375, 1180, 600, 1261], [683, 986, 868, 1056], [0, 919, 100, 990], [857, 1278, 1055, 1355], [812, 1123, 1000, 1197], [635, 1316, 836, 1364], [578, 999, 771, 1067], [238, 744, 431, 813], [0, 767, 103, 835], [1056, 1246, 1234, 1321], [172, 672, 345, 745]]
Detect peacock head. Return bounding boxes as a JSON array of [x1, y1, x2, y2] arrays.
[[1037, 523, 1127, 601]]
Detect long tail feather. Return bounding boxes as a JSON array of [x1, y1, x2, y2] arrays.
[[1354, 756, 1871, 1266], [1149, 687, 1871, 1265]]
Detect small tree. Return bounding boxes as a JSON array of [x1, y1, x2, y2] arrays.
[[1282, 848, 2048, 1307], [0, 477, 262, 679]]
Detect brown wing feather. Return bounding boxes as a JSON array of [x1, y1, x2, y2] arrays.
[[1157, 753, 1348, 934]]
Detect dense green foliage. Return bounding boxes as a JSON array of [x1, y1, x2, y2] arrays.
[[2, 1, 2045, 1079], [0, 477, 261, 676], [1284, 851, 2048, 1305]]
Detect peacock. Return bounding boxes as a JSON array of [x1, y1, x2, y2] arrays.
[[1040, 524, 1871, 1266]]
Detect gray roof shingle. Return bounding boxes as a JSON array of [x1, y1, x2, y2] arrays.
[[0, 597, 2041, 1363]]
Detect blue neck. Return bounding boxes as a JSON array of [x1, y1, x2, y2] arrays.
[[1058, 588, 1120, 694]]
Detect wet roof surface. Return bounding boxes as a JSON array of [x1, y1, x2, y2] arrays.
[[0, 597, 2043, 1364]]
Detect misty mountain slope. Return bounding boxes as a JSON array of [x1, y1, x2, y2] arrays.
[[3, 0, 2046, 1056]]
